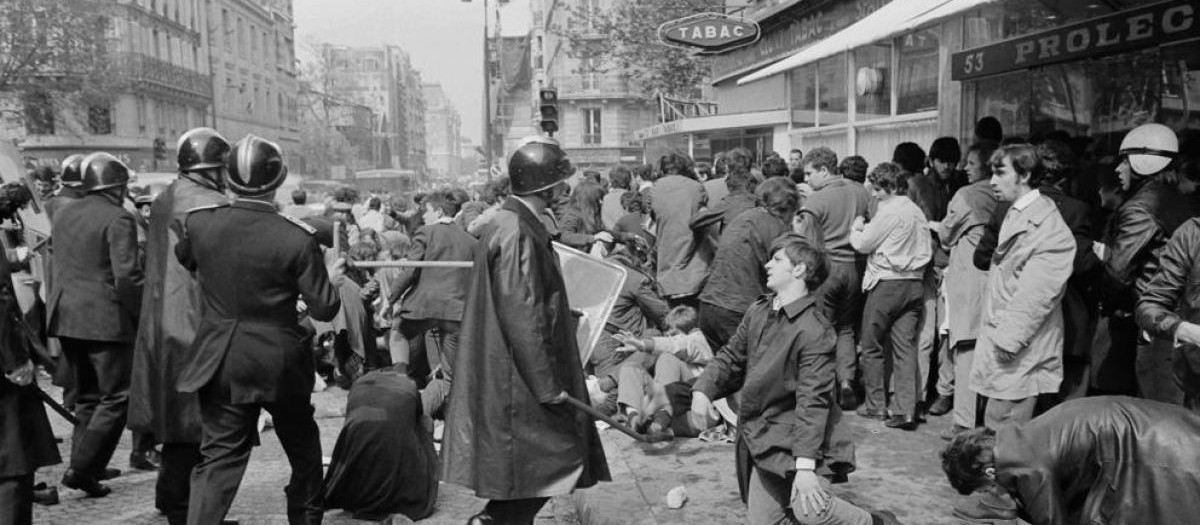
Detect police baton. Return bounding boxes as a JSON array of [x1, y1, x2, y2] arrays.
[[34, 384, 78, 426], [562, 395, 665, 443]]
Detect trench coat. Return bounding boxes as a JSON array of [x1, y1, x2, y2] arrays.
[[649, 175, 712, 297], [128, 177, 228, 442], [995, 396, 1200, 525], [441, 198, 610, 500], [938, 180, 997, 346], [970, 192, 1074, 400], [0, 249, 61, 478]]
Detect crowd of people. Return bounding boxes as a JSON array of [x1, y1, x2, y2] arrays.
[[3, 117, 1200, 525]]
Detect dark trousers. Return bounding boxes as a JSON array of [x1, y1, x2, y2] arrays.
[[483, 497, 550, 525], [187, 385, 323, 525], [860, 280, 924, 417], [0, 473, 34, 525], [159, 442, 202, 525], [60, 337, 132, 478], [816, 259, 865, 384], [698, 301, 744, 352]]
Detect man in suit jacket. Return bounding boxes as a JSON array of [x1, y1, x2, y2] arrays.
[[385, 189, 475, 418], [176, 136, 343, 525], [47, 153, 143, 498]]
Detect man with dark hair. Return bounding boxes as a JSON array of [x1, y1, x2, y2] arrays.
[[971, 144, 1074, 431], [697, 178, 799, 350], [691, 166, 758, 237], [761, 156, 789, 179], [652, 152, 712, 307], [974, 116, 1004, 145], [797, 147, 873, 410], [602, 165, 632, 230], [692, 239, 900, 525], [837, 156, 868, 184], [941, 397, 1200, 524], [385, 189, 476, 418], [851, 162, 931, 430], [788, 148, 805, 183]]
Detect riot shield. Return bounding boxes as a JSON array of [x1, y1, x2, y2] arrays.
[[553, 242, 626, 364]]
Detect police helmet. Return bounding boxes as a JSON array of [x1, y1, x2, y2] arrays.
[[80, 153, 131, 192], [1120, 123, 1178, 176], [60, 154, 86, 187], [178, 127, 231, 173], [225, 135, 287, 197], [508, 136, 574, 196]]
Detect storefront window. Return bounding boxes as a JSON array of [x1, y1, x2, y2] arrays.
[[970, 70, 1030, 140], [790, 64, 817, 128], [962, 6, 1003, 49], [854, 43, 891, 120], [897, 28, 939, 114], [818, 55, 848, 125], [1162, 40, 1200, 131]]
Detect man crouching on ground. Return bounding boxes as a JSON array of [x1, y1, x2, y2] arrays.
[[690, 239, 902, 525]]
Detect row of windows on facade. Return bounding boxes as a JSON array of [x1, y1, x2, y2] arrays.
[[22, 92, 298, 137], [218, 7, 293, 69]]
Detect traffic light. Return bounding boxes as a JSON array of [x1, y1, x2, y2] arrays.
[[153, 137, 167, 160], [539, 88, 558, 135]]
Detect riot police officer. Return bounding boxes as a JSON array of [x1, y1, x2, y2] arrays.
[[176, 135, 344, 525], [45, 154, 86, 220], [442, 137, 610, 525], [48, 152, 144, 498], [129, 127, 232, 524]]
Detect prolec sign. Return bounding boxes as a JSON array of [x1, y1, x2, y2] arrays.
[[658, 12, 761, 54]]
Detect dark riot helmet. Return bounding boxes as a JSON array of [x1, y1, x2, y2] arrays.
[[225, 135, 287, 197], [508, 136, 574, 196], [60, 154, 86, 187], [80, 152, 131, 192], [177, 127, 231, 174]]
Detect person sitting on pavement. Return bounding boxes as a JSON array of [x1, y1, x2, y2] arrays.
[[940, 396, 1200, 524], [613, 305, 712, 430], [691, 238, 900, 525]]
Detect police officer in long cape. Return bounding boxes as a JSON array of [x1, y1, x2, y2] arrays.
[[175, 135, 345, 525], [128, 127, 232, 525]]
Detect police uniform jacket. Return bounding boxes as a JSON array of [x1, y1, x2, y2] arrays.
[[128, 177, 228, 442], [47, 192, 144, 342], [442, 197, 610, 500], [175, 199, 341, 404]]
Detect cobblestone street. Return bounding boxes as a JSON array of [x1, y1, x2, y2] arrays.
[[29, 378, 1019, 525]]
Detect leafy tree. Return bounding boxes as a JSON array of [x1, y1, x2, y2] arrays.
[[553, 0, 721, 100], [0, 0, 122, 133]]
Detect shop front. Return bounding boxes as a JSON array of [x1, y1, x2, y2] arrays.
[[636, 112, 787, 167], [952, 0, 1200, 155]]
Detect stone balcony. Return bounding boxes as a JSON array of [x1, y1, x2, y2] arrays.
[[115, 52, 212, 103]]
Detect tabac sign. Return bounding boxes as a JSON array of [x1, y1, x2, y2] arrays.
[[952, 0, 1200, 81], [658, 12, 761, 54]]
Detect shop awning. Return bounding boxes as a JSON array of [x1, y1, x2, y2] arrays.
[[736, 0, 998, 85]]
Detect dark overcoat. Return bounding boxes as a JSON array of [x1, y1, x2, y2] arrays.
[[47, 192, 144, 342], [995, 397, 1200, 525], [387, 221, 476, 322], [175, 200, 341, 404], [441, 198, 610, 500], [128, 177, 228, 442], [0, 248, 61, 477]]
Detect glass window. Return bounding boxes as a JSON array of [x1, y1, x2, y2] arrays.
[[789, 64, 816, 128], [897, 28, 939, 114], [818, 55, 847, 125], [584, 108, 602, 144], [854, 43, 891, 120], [970, 70, 1030, 141]]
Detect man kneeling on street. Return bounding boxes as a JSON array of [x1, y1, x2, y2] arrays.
[[690, 239, 902, 525]]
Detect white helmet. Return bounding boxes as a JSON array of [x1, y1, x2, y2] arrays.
[[1120, 123, 1178, 176]]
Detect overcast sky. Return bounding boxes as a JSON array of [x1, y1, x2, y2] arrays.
[[292, 0, 531, 144]]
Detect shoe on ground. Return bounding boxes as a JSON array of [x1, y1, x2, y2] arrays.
[[130, 451, 160, 471], [870, 509, 905, 525], [61, 469, 111, 498], [99, 467, 121, 481], [940, 424, 970, 441], [928, 394, 953, 416], [952, 488, 1018, 521], [838, 381, 859, 411], [884, 414, 918, 431], [32, 486, 59, 506], [856, 406, 888, 420]]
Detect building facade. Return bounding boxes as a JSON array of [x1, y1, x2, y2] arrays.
[[322, 45, 427, 175], [638, 0, 1200, 167], [423, 83, 464, 178], [523, 0, 656, 172], [208, 0, 300, 156]]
